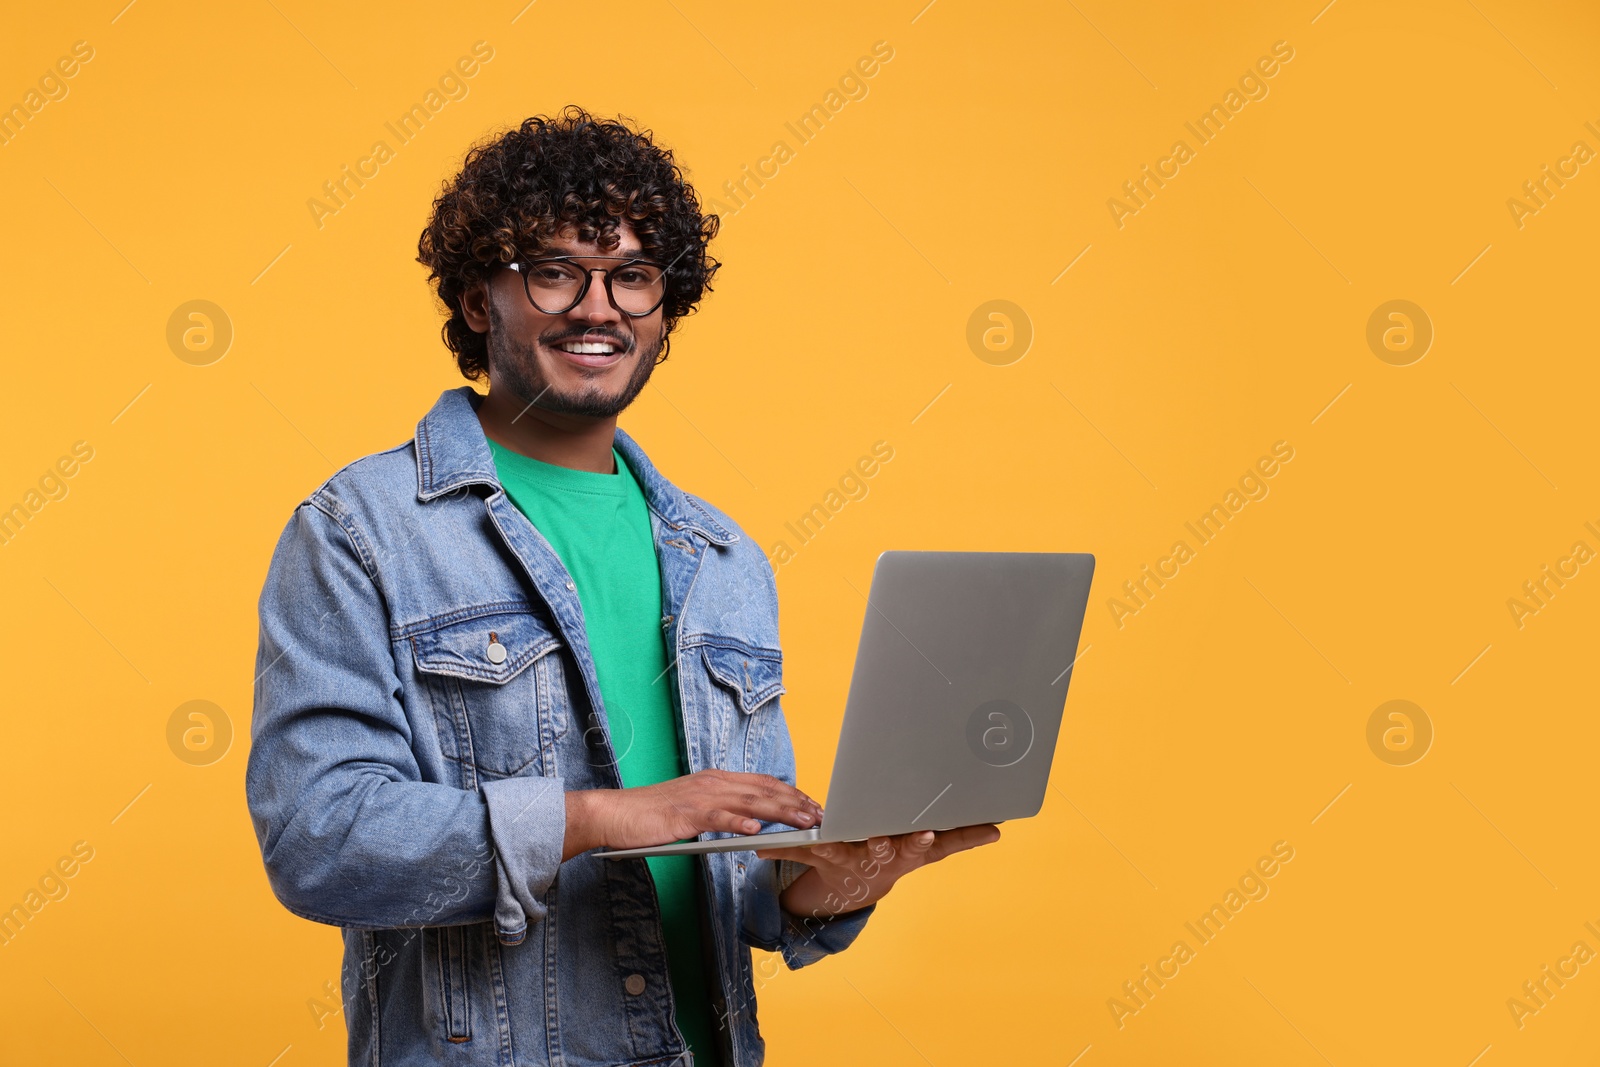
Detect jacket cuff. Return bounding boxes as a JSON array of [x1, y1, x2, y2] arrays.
[[740, 856, 877, 969], [481, 775, 566, 945]]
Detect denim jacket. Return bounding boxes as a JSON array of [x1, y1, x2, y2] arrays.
[[245, 386, 875, 1066]]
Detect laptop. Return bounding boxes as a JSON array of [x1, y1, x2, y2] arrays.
[[596, 550, 1095, 859]]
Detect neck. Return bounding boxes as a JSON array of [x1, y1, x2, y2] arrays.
[[474, 387, 618, 474]]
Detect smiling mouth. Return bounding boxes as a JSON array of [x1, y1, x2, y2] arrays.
[[553, 340, 624, 356]]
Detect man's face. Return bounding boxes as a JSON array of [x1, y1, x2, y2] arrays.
[[481, 222, 666, 419]]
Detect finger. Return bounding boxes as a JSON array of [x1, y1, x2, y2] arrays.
[[752, 844, 828, 863], [851, 842, 877, 868], [711, 772, 824, 828], [703, 808, 767, 836], [692, 789, 817, 834], [752, 847, 803, 861], [716, 770, 824, 812], [753, 841, 852, 866], [855, 831, 933, 875], [924, 824, 1002, 862]]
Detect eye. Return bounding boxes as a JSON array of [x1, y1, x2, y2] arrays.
[[532, 265, 579, 284]]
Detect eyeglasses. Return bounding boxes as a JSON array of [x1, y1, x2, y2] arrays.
[[507, 256, 669, 317]]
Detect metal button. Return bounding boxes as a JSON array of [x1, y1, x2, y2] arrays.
[[487, 633, 507, 664], [565, 580, 576, 592], [624, 973, 646, 995]]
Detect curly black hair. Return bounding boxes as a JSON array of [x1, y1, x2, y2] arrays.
[[417, 105, 721, 380]]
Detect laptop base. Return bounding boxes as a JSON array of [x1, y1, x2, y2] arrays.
[[597, 826, 838, 859]]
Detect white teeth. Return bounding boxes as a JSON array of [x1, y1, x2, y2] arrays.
[[557, 342, 618, 355]]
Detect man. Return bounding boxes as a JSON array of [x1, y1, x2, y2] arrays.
[[245, 106, 998, 1067]]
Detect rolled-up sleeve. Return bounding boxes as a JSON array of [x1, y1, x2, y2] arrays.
[[481, 775, 567, 944], [735, 685, 877, 968], [740, 855, 876, 969], [244, 497, 565, 944]]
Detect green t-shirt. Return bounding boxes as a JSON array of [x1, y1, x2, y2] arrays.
[[485, 436, 721, 1067]]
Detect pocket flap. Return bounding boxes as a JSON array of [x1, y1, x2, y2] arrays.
[[411, 609, 561, 684], [700, 642, 785, 714]]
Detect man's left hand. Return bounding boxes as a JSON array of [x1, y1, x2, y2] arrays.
[[755, 823, 1001, 919]]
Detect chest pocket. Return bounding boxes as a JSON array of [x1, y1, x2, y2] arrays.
[[410, 607, 565, 782], [699, 640, 785, 771]]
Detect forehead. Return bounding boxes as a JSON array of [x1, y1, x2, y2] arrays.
[[546, 220, 642, 256]]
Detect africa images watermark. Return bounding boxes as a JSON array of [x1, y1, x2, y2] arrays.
[[1107, 440, 1296, 628], [1107, 40, 1296, 229], [0, 840, 96, 949], [765, 440, 895, 574], [306, 41, 496, 230], [1505, 119, 1600, 230], [1505, 920, 1600, 1031], [701, 40, 895, 221], [721, 845, 904, 1035], [0, 440, 96, 549], [1108, 839, 1296, 1028], [0, 39, 95, 148], [1504, 518, 1599, 630]]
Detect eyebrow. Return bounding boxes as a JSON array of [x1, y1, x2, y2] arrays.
[[535, 250, 654, 263]]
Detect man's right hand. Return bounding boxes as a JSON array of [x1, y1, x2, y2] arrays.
[[561, 770, 823, 861]]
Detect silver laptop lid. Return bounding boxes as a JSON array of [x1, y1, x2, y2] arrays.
[[817, 551, 1095, 841]]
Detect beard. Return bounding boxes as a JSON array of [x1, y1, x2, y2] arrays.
[[486, 300, 662, 419]]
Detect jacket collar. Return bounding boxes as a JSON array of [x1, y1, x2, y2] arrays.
[[413, 386, 738, 546]]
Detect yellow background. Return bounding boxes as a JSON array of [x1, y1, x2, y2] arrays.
[[2, 1, 1597, 1063]]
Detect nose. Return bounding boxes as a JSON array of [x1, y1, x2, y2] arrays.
[[569, 268, 623, 326]]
